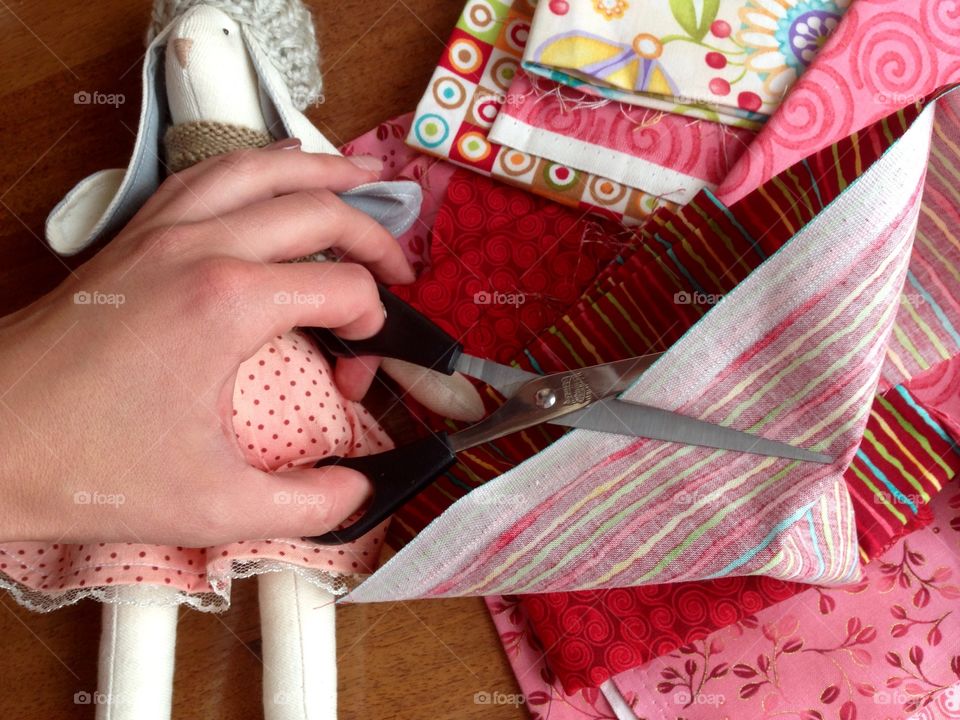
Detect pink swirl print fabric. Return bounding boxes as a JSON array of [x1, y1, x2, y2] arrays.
[[717, 0, 960, 203]]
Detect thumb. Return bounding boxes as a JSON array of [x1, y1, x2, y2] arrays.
[[234, 464, 373, 541]]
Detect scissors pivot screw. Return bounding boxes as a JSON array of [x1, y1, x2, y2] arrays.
[[535, 388, 558, 409]]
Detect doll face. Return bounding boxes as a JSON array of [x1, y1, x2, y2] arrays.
[[168, 6, 245, 71], [164, 5, 267, 130]]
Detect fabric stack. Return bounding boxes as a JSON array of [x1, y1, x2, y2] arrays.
[[334, 1, 960, 718]]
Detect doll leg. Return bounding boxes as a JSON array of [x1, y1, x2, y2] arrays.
[[259, 571, 337, 720], [96, 586, 179, 720]]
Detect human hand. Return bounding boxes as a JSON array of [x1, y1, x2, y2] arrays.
[[0, 143, 413, 546]]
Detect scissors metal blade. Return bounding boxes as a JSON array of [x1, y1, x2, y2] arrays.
[[453, 353, 539, 397], [453, 353, 662, 399], [451, 354, 831, 464], [553, 398, 833, 464]]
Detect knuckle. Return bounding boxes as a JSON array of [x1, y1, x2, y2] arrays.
[[301, 188, 340, 218], [189, 257, 254, 314], [217, 148, 261, 181], [342, 262, 377, 296]]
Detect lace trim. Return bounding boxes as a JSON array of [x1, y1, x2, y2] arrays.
[[0, 560, 366, 614]]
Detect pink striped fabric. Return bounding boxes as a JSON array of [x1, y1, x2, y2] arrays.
[[346, 102, 936, 603]]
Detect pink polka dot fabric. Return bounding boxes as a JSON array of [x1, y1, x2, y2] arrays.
[[0, 333, 392, 612]]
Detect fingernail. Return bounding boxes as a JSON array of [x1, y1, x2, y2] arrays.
[[264, 137, 302, 151], [381, 303, 388, 319], [347, 155, 383, 173]]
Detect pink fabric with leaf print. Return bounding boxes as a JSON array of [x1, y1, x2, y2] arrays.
[[608, 487, 960, 719]]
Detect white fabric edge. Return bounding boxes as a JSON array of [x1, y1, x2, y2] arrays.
[[600, 680, 637, 720], [488, 112, 711, 202]]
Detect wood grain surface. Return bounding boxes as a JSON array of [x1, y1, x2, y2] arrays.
[[0, 1, 525, 717]]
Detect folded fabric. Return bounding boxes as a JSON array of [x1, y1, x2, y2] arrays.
[[521, 0, 847, 128], [348, 95, 938, 603], [384, 94, 949, 552], [406, 0, 675, 224], [341, 113, 458, 274], [491, 89, 960, 696], [487, 71, 756, 204], [607, 484, 960, 720], [717, 0, 960, 204]]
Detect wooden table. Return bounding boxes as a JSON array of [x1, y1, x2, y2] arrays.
[[0, 2, 524, 717]]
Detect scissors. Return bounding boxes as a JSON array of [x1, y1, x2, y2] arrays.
[[303, 287, 832, 544]]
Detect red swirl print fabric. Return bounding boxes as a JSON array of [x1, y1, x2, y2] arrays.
[[523, 577, 802, 693], [717, 0, 960, 204], [390, 170, 626, 365]]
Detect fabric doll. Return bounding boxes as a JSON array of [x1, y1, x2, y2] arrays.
[[0, 1, 478, 717]]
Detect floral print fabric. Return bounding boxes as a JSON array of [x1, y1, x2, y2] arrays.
[[522, 0, 848, 127]]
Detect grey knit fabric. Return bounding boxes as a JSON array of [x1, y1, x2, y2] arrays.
[[148, 0, 324, 110]]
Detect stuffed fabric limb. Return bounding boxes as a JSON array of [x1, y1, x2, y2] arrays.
[[96, 586, 179, 720], [259, 572, 337, 720]]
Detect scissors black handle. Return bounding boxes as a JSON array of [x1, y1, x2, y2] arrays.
[[304, 285, 464, 375], [306, 433, 457, 544]]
